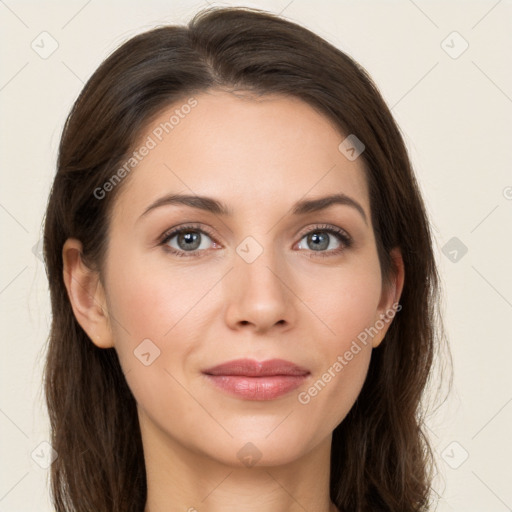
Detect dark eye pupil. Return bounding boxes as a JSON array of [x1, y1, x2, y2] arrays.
[[178, 231, 201, 251], [308, 232, 329, 251]]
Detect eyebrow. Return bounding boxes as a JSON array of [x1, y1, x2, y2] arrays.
[[139, 192, 368, 224]]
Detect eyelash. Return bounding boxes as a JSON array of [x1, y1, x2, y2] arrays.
[[159, 223, 353, 259]]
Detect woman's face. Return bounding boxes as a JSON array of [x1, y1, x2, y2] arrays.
[[90, 90, 401, 467]]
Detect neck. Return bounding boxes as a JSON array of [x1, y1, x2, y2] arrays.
[[140, 409, 337, 512]]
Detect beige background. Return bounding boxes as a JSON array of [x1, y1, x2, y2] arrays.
[[1, 0, 511, 510]]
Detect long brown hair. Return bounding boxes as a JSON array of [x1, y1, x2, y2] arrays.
[[42, 6, 451, 511]]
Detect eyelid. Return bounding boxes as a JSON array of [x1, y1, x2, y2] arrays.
[[158, 223, 219, 248], [294, 223, 352, 258], [295, 223, 351, 243], [158, 222, 352, 257]]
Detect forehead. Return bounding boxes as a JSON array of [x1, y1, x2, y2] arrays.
[[112, 90, 370, 224]]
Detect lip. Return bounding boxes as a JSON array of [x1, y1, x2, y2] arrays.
[[202, 358, 310, 401]]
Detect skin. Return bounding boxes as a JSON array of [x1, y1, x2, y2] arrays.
[[63, 89, 404, 512]]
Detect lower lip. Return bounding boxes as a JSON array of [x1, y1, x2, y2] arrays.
[[204, 374, 309, 400]]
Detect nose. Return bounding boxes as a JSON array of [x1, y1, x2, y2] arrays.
[[224, 247, 297, 333]]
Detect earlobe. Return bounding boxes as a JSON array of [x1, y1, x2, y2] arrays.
[[372, 247, 405, 348], [62, 238, 114, 349]]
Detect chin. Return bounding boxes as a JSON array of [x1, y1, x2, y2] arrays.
[[202, 430, 314, 469]]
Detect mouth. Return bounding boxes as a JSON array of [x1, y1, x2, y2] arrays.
[[202, 358, 310, 400]]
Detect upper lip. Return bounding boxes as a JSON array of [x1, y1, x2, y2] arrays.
[[203, 358, 310, 377]]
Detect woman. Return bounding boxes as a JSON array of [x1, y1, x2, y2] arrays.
[[42, 5, 449, 511]]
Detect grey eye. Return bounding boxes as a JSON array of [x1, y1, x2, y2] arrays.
[[166, 230, 214, 252], [297, 231, 342, 252]]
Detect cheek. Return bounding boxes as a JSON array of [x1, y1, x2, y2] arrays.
[[294, 270, 379, 423], [103, 255, 207, 411], [298, 345, 372, 434], [103, 251, 220, 397], [105, 250, 217, 342], [292, 260, 381, 424], [298, 256, 383, 349]]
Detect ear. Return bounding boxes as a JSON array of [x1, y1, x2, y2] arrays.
[[371, 247, 405, 348], [62, 238, 114, 349]]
